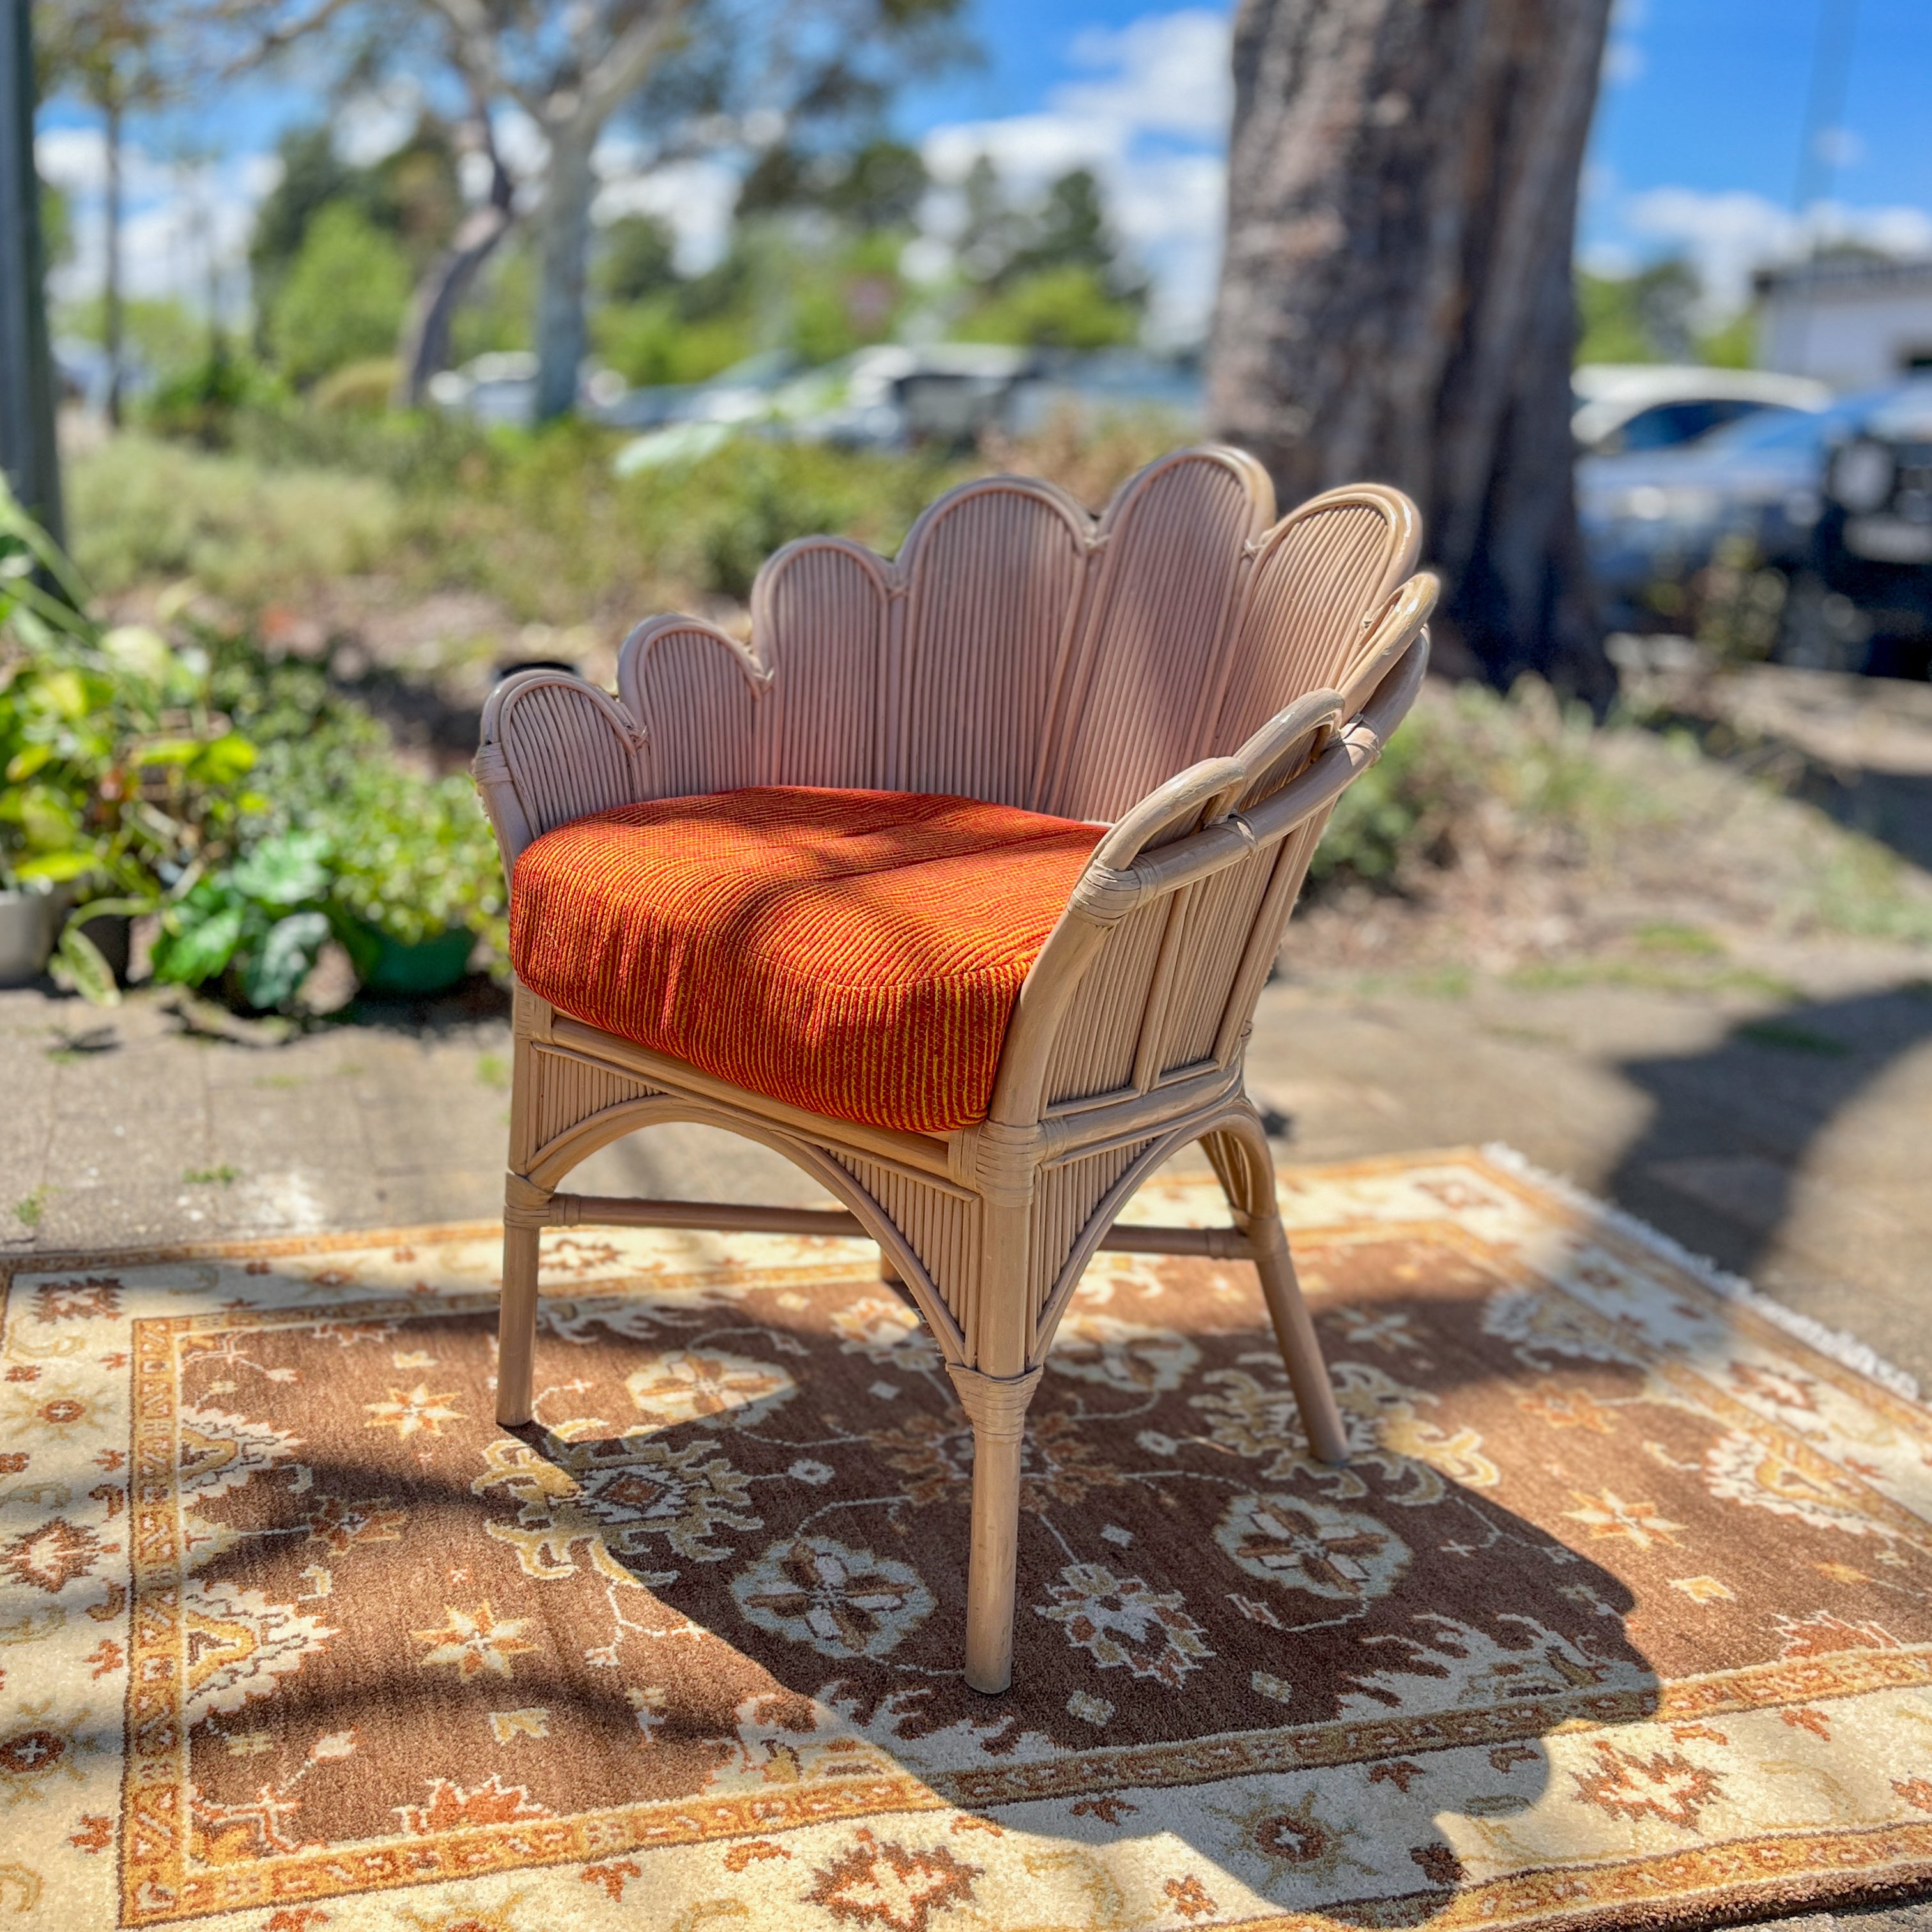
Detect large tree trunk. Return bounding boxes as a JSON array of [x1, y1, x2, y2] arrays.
[[532, 123, 595, 424], [393, 142, 516, 409], [1209, 0, 1615, 701], [103, 91, 122, 427]]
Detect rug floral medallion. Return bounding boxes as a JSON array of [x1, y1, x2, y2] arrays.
[[3, 1149, 1931, 1932]]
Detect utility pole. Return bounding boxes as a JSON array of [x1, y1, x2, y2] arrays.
[[0, 0, 63, 544]]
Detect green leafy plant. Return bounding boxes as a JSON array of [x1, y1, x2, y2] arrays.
[[4, 480, 503, 1015], [148, 829, 334, 1011], [314, 766, 503, 956], [2, 478, 268, 1001]]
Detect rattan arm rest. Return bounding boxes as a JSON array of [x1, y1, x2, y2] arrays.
[[1068, 631, 1429, 923], [986, 630, 1428, 1126]]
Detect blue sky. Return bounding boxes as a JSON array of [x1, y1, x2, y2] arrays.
[[34, 0, 1932, 342]]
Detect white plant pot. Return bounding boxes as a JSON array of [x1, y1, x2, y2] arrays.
[[0, 891, 54, 988]]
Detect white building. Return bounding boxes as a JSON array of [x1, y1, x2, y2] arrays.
[[1756, 256, 1932, 392]]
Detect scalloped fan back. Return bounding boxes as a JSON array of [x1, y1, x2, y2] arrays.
[[620, 448, 1415, 822]]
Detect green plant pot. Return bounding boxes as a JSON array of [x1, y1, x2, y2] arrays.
[[354, 923, 475, 997]]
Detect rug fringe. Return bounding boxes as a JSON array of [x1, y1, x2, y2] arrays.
[[1478, 1142, 1924, 1406]]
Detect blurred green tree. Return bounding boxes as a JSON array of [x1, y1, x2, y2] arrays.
[[947, 158, 1146, 348], [193, 0, 969, 418], [1577, 257, 1758, 370], [956, 266, 1140, 349], [250, 119, 461, 321], [739, 137, 929, 232], [1577, 257, 1701, 364], [595, 213, 680, 304], [268, 202, 413, 387]]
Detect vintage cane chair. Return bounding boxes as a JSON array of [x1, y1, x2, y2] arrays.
[[471, 445, 1436, 1694]]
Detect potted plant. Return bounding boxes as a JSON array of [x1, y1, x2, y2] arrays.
[[6, 482, 503, 1015], [0, 876, 53, 986], [318, 767, 501, 996], [3, 481, 264, 1004]]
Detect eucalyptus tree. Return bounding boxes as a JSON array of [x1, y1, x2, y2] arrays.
[[1209, 0, 1617, 697], [199, 0, 965, 418]]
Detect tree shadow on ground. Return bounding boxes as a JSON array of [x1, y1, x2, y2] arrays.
[[1607, 983, 1932, 1310]]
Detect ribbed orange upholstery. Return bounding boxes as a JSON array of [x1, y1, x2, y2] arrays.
[[510, 788, 1107, 1134]]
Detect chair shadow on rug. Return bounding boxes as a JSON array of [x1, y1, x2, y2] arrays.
[[472, 1254, 1657, 1926]]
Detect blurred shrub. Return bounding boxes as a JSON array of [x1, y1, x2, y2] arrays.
[[450, 240, 539, 364], [268, 203, 414, 388], [979, 410, 1186, 511], [635, 439, 954, 600], [58, 294, 208, 385], [310, 357, 404, 415], [1312, 678, 1634, 892], [66, 434, 397, 605], [141, 346, 282, 448], [226, 397, 492, 488], [594, 298, 753, 387], [957, 266, 1143, 350]]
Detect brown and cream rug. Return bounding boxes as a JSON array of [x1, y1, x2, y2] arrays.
[[4, 1147, 1931, 1932]]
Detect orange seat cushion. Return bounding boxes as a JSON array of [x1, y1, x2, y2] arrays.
[[510, 787, 1106, 1135]]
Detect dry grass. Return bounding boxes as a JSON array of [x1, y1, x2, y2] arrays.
[[1293, 675, 1932, 982]]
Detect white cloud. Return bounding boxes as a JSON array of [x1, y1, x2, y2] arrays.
[[38, 122, 271, 317], [1579, 239, 1638, 278], [334, 81, 424, 168], [491, 104, 551, 182], [1623, 185, 1932, 313], [36, 123, 174, 201], [1810, 125, 1865, 171], [1602, 39, 1644, 85], [920, 7, 1232, 344], [1060, 10, 1232, 142], [593, 158, 739, 275]]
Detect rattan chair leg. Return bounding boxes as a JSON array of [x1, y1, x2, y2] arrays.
[[497, 1225, 540, 1427], [498, 1174, 551, 1428], [1250, 1218, 1349, 1465], [949, 1364, 1043, 1694], [1204, 1114, 1348, 1466]]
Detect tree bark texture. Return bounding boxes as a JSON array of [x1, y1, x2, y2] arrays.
[[1209, 0, 1614, 700], [533, 126, 595, 423], [394, 142, 516, 408]]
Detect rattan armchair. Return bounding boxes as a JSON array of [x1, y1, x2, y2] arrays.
[[472, 445, 1436, 1693]]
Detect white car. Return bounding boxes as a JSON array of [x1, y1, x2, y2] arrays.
[[1573, 364, 1831, 456]]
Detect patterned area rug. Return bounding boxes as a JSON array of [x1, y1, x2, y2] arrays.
[[4, 1148, 1931, 1932]]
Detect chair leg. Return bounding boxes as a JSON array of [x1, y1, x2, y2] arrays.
[[1203, 1117, 1348, 1466], [948, 1364, 1043, 1694], [1251, 1217, 1349, 1465], [498, 1175, 549, 1428]]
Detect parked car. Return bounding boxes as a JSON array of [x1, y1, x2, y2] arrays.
[[425, 351, 540, 425], [1579, 400, 1855, 630], [1572, 364, 1830, 455], [1580, 379, 1932, 673], [608, 344, 1206, 468], [1814, 378, 1932, 677]]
